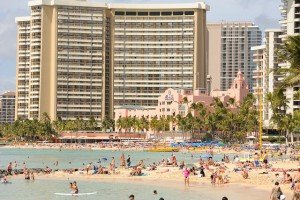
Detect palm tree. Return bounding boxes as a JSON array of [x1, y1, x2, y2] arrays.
[[176, 114, 188, 140], [276, 35, 300, 88], [132, 117, 140, 133], [140, 116, 149, 132], [116, 117, 125, 133], [150, 116, 159, 139], [53, 117, 65, 132], [102, 117, 114, 132], [88, 117, 98, 130]]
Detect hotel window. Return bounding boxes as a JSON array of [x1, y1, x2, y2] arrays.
[[185, 11, 194, 15], [149, 12, 160, 16], [173, 11, 183, 16], [115, 11, 125, 16], [162, 12, 172, 16]]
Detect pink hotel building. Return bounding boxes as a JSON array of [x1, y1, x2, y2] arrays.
[[115, 71, 249, 125]]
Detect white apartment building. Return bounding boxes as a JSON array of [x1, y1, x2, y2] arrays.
[[279, 0, 300, 114], [252, 30, 283, 128], [16, 17, 30, 120], [207, 22, 262, 92], [251, 45, 265, 116], [15, 0, 209, 121]]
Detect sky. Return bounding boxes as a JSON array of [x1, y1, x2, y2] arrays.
[[0, 0, 281, 93]]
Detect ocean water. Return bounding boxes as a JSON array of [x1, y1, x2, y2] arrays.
[[0, 178, 269, 200], [0, 148, 269, 200], [0, 148, 232, 170]]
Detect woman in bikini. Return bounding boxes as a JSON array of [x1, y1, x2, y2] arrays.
[[183, 168, 190, 187]]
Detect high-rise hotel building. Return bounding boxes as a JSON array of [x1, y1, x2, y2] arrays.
[[16, 0, 106, 121], [252, 30, 283, 128], [207, 22, 262, 92], [111, 4, 208, 111], [15, 0, 209, 121], [279, 0, 300, 114], [0, 92, 16, 124]]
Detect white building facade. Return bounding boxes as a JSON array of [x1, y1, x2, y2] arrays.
[[207, 22, 262, 92], [279, 0, 300, 114]]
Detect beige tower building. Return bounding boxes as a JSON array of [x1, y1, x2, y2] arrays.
[[110, 3, 209, 111], [15, 0, 209, 121], [16, 0, 107, 121], [207, 22, 262, 92]]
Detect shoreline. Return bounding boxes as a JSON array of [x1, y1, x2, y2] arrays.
[[7, 165, 294, 198], [1, 144, 246, 154], [10, 172, 274, 199]]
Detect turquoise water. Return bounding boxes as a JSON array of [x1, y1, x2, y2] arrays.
[[0, 178, 268, 200], [0, 148, 269, 200], [0, 148, 231, 170]]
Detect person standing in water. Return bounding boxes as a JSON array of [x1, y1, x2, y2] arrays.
[[110, 157, 115, 173], [183, 167, 190, 187], [30, 171, 35, 180], [7, 162, 13, 175], [127, 155, 131, 168], [120, 153, 126, 168], [70, 181, 79, 194]]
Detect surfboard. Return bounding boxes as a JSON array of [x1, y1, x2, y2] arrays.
[[54, 192, 97, 196]]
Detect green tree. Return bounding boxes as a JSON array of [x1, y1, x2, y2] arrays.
[[139, 116, 149, 132], [150, 116, 160, 139], [102, 117, 114, 132], [276, 35, 300, 88]]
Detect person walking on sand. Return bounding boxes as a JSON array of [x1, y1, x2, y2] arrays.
[[183, 167, 190, 187], [86, 163, 91, 175], [270, 182, 283, 200]]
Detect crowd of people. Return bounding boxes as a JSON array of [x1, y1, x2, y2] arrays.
[[2, 144, 300, 199]]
